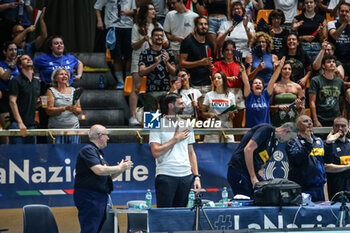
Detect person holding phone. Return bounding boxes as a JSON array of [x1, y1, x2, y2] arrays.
[[45, 67, 82, 144], [169, 68, 202, 118]]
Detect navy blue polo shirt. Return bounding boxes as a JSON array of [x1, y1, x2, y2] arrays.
[[229, 124, 276, 175], [74, 143, 113, 194]]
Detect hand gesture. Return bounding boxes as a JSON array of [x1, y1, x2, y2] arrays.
[[243, 15, 249, 28], [143, 35, 150, 43], [40, 7, 46, 21], [161, 52, 169, 63], [294, 20, 304, 29], [200, 57, 213, 66], [257, 61, 265, 71], [173, 78, 182, 90], [155, 54, 162, 64], [227, 25, 234, 34], [119, 159, 134, 171], [228, 110, 237, 119], [279, 105, 290, 112], [174, 126, 190, 142], [326, 130, 342, 143], [192, 100, 198, 108]]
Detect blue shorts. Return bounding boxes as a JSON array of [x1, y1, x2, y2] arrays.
[[110, 27, 132, 60], [208, 16, 227, 35]]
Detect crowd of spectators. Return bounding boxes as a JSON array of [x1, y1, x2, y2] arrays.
[[1, 0, 350, 146]]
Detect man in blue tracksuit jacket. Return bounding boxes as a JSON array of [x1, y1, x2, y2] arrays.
[[287, 115, 339, 202]]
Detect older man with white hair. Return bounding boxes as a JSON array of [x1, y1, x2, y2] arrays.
[[74, 124, 133, 233]]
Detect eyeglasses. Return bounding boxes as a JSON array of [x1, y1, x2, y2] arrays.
[[178, 74, 187, 78], [99, 133, 109, 136], [335, 124, 347, 128]]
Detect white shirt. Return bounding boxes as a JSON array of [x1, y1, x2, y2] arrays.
[[218, 21, 255, 58], [149, 117, 195, 177], [94, 0, 136, 28], [163, 10, 198, 51], [273, 0, 298, 24], [175, 88, 202, 116]]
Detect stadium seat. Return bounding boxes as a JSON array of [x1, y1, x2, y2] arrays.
[[256, 9, 272, 25], [326, 13, 334, 23], [23, 204, 59, 233], [123, 76, 147, 96]]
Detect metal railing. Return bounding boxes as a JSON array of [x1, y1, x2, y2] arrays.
[[0, 126, 333, 143]]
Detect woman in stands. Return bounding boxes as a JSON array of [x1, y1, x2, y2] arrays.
[[216, 1, 255, 59], [169, 68, 202, 118], [203, 0, 231, 58], [34, 36, 83, 86], [0, 41, 20, 144], [270, 60, 305, 126], [128, 3, 167, 125], [278, 32, 311, 88], [213, 40, 245, 131], [291, 0, 326, 63], [201, 71, 236, 142], [244, 56, 286, 128], [268, 9, 289, 55], [45, 68, 81, 144], [245, 32, 278, 86]]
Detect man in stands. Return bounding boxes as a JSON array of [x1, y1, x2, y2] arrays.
[[94, 0, 137, 89], [8, 54, 40, 144], [287, 114, 338, 202], [138, 28, 176, 112], [11, 7, 47, 58], [328, 2, 350, 78], [309, 54, 345, 127], [180, 16, 214, 98], [74, 124, 133, 233], [149, 93, 201, 207], [227, 122, 298, 198], [163, 0, 198, 64]]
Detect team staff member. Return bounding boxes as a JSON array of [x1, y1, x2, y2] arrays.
[[227, 122, 298, 198], [287, 115, 338, 202], [150, 93, 201, 207], [325, 117, 350, 200], [74, 124, 133, 233]]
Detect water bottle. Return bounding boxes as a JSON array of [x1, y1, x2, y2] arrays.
[[99, 75, 105, 89], [222, 187, 228, 207], [188, 189, 195, 208], [145, 189, 152, 209]]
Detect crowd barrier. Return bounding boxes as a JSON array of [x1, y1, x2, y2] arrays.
[[0, 127, 332, 210]]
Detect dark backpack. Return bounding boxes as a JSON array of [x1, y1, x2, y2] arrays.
[[254, 178, 302, 206]]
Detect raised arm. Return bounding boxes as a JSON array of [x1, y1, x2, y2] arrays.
[[266, 56, 285, 95]]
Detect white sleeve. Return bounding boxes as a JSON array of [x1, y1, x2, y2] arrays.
[[149, 130, 161, 144], [94, 0, 107, 10], [328, 20, 336, 31], [203, 92, 210, 106], [131, 24, 140, 44]]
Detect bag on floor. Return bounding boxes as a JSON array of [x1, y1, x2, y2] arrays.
[[253, 178, 302, 206]]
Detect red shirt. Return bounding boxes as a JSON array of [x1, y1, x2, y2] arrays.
[[213, 60, 242, 88]]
